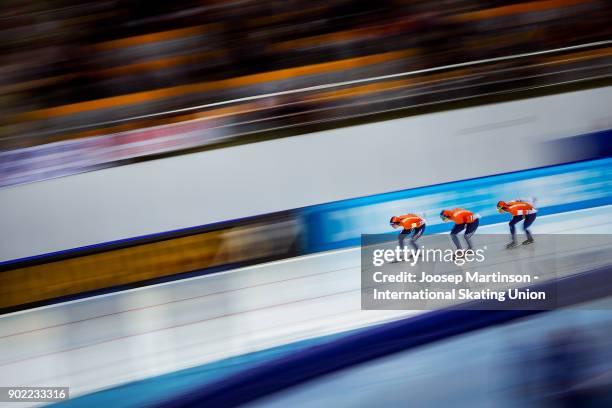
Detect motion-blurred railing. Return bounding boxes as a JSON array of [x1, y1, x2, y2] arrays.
[[1, 41, 611, 188]]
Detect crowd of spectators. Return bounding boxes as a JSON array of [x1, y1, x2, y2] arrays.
[[1, 0, 610, 147]]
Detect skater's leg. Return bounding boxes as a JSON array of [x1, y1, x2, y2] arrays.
[[450, 224, 465, 250], [410, 225, 425, 251], [464, 219, 479, 250], [522, 213, 537, 243], [398, 230, 408, 250], [508, 216, 522, 246]]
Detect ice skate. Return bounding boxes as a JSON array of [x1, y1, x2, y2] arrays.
[[506, 241, 519, 249]]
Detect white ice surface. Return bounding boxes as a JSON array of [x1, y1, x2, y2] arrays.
[[0, 205, 610, 405]]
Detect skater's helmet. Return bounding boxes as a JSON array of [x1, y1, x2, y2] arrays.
[[439, 210, 450, 222], [496, 201, 508, 212], [389, 216, 400, 226]]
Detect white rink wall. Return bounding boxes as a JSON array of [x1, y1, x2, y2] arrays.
[[1, 86, 611, 262]]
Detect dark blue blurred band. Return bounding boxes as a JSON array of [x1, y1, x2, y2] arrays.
[[156, 264, 612, 408]]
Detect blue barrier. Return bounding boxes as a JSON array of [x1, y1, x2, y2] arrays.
[[301, 157, 612, 252]]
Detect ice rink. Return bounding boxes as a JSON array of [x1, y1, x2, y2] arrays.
[[0, 205, 611, 405]]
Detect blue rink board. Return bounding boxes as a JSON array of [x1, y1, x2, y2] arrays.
[[302, 157, 612, 251], [51, 330, 364, 408]]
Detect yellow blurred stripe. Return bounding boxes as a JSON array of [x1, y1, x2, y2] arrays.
[[94, 49, 227, 77], [0, 231, 226, 309], [272, 26, 384, 51], [271, 24, 414, 52], [95, 24, 219, 50], [539, 46, 612, 65], [451, 0, 591, 21], [13, 49, 416, 122]]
